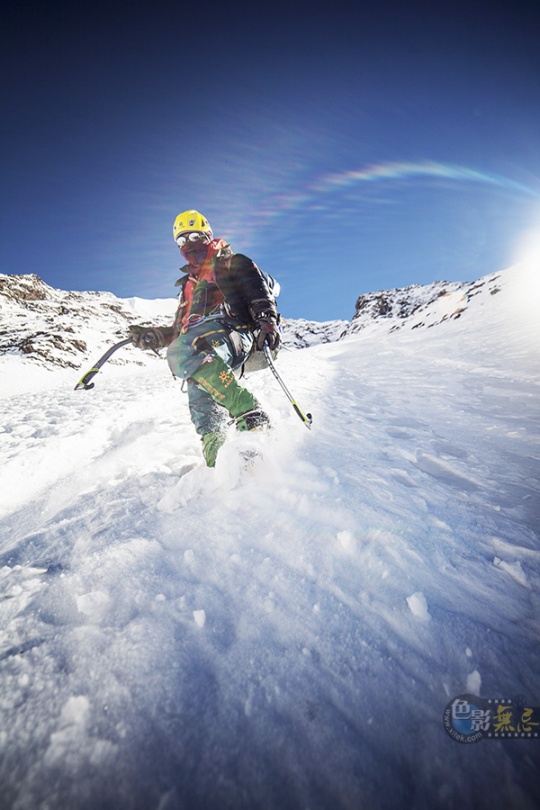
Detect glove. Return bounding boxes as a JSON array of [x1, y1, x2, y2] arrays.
[[254, 313, 281, 351], [128, 325, 168, 351]]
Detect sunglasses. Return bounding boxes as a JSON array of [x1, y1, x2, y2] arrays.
[[176, 232, 210, 249]]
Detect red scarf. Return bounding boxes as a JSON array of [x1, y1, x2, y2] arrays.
[[179, 238, 231, 332]]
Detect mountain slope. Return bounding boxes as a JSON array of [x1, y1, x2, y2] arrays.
[[0, 262, 539, 809], [0, 272, 344, 393], [0, 265, 512, 391]]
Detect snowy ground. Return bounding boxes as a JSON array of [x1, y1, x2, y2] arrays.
[[1, 263, 539, 809]]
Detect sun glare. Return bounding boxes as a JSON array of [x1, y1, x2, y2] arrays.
[[514, 224, 540, 262], [504, 225, 540, 325]]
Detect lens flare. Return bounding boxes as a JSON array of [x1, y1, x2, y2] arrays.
[[226, 160, 540, 250], [310, 161, 540, 199]]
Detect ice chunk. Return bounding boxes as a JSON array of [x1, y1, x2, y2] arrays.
[[193, 609, 206, 628], [467, 669, 482, 694], [337, 529, 355, 552], [76, 591, 110, 620], [493, 557, 529, 587], [406, 591, 431, 621]]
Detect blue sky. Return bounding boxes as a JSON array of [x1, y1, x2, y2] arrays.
[[2, 0, 540, 320]]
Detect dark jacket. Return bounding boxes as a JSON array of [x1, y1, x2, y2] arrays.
[[170, 244, 278, 340]]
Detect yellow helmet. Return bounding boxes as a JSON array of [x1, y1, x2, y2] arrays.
[[172, 210, 213, 242]]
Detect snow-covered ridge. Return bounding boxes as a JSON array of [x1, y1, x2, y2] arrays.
[[0, 274, 177, 370], [280, 317, 348, 349], [341, 273, 503, 337], [0, 267, 512, 371], [0, 273, 340, 367]]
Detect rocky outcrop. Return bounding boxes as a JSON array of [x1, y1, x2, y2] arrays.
[[0, 274, 175, 368]]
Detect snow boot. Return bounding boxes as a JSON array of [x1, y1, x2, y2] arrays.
[[235, 409, 271, 431], [202, 431, 227, 468]]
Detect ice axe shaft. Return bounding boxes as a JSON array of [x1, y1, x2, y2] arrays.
[[263, 345, 312, 429]]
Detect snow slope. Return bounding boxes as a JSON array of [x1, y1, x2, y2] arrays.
[[0, 262, 539, 809]]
